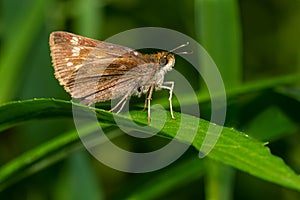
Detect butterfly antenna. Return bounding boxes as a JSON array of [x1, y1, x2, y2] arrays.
[[169, 42, 193, 55]]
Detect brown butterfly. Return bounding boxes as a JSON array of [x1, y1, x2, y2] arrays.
[[49, 31, 190, 123]]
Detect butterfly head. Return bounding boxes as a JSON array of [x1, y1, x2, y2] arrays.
[[157, 52, 175, 72], [156, 42, 192, 72]]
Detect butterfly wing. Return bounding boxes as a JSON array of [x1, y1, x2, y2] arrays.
[[49, 31, 153, 103]]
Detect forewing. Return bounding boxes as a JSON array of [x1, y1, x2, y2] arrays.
[[49, 31, 146, 102]]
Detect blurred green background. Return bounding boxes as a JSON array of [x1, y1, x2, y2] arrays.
[[1, 0, 300, 199]]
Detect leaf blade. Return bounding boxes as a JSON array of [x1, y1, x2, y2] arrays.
[[0, 99, 300, 192]]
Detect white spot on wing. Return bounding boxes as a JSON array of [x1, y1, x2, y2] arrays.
[[72, 46, 81, 56], [70, 37, 79, 45], [67, 62, 73, 67]]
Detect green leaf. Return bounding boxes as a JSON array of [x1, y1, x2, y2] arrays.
[[1, 99, 300, 192], [0, 98, 74, 132]]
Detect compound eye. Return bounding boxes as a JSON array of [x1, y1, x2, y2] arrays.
[[159, 57, 167, 66]]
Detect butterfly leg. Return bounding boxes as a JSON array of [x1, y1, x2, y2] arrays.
[[142, 91, 148, 111], [160, 81, 175, 120], [109, 94, 129, 113], [147, 84, 155, 123], [115, 99, 128, 114]]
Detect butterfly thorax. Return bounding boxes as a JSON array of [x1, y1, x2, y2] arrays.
[[130, 52, 175, 97]]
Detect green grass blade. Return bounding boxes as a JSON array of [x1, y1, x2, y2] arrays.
[[276, 87, 300, 102], [121, 157, 205, 200], [0, 99, 74, 132], [0, 0, 49, 103], [174, 72, 300, 106], [72, 0, 103, 38], [195, 0, 242, 88], [195, 0, 242, 198], [0, 128, 79, 191], [204, 160, 235, 200], [54, 152, 104, 200], [1, 99, 300, 192], [244, 106, 298, 141], [0, 122, 119, 191]]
